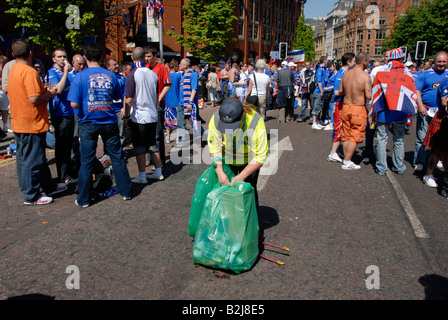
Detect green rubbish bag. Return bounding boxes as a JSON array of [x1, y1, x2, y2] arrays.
[[192, 181, 259, 274], [188, 164, 235, 237]]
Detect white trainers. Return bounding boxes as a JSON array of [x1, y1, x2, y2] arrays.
[[131, 176, 148, 184], [423, 175, 438, 188], [414, 164, 424, 171], [311, 123, 322, 130], [24, 196, 53, 205], [437, 160, 444, 169], [146, 172, 164, 181], [75, 199, 89, 208], [323, 125, 334, 131], [341, 161, 361, 170], [327, 153, 342, 163], [316, 121, 328, 129]]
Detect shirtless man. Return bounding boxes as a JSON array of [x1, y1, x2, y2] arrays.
[[220, 63, 230, 98], [228, 63, 238, 97], [338, 52, 372, 170]]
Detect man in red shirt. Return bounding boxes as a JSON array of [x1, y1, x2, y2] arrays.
[[144, 46, 171, 166]]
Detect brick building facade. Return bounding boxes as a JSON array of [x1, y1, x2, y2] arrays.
[[313, 0, 426, 63], [105, 0, 304, 64]]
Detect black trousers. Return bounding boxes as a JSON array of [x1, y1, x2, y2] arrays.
[[52, 116, 74, 182], [229, 164, 260, 205]]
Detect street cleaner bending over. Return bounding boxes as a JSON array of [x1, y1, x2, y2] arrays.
[[207, 97, 268, 205]]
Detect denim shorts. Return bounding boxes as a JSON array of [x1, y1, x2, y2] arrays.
[[130, 121, 157, 154]]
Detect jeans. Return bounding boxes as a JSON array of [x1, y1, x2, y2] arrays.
[[298, 92, 310, 120], [311, 93, 323, 116], [14, 132, 57, 202], [78, 123, 132, 206], [177, 105, 186, 142], [52, 116, 74, 182], [375, 122, 406, 174], [72, 114, 80, 161], [414, 113, 432, 167], [329, 98, 335, 123]]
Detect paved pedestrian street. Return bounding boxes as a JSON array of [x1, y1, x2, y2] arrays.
[[1, 106, 448, 305]]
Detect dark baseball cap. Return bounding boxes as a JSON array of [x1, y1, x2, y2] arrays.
[[217, 98, 244, 132]]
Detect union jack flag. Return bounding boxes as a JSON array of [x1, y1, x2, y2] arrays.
[[371, 61, 418, 119]]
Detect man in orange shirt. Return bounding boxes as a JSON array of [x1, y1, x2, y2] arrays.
[[8, 38, 66, 205]]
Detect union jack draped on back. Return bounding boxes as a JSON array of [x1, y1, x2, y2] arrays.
[[371, 61, 418, 118]]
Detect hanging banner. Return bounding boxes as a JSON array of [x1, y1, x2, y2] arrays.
[[147, 4, 159, 42]]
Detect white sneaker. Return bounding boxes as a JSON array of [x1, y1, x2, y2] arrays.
[[414, 164, 424, 171], [316, 121, 328, 129], [327, 153, 342, 163], [323, 125, 334, 131], [341, 161, 361, 170], [25, 196, 53, 205], [312, 123, 322, 130], [423, 175, 438, 188], [437, 160, 444, 169], [75, 199, 89, 208], [146, 172, 164, 181], [131, 176, 148, 184]]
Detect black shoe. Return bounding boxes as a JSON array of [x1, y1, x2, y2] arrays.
[[63, 176, 77, 184], [0, 128, 6, 140], [391, 167, 405, 175]]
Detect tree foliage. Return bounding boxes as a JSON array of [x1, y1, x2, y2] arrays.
[[292, 16, 316, 62], [384, 0, 448, 59], [167, 0, 237, 64], [6, 0, 102, 54]]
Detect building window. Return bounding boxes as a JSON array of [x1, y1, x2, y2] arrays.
[[367, 30, 371, 40], [376, 30, 386, 40], [379, 17, 386, 25], [239, 21, 244, 36], [366, 44, 370, 54], [358, 30, 364, 41], [375, 45, 382, 55]]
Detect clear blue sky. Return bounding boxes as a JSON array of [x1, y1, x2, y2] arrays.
[[303, 0, 338, 18]]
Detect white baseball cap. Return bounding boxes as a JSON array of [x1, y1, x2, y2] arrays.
[[288, 62, 296, 67], [281, 61, 288, 66]]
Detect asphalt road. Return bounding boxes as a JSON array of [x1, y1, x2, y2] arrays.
[[1, 104, 448, 307]]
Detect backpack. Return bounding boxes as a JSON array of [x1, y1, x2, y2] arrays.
[[308, 73, 316, 94]]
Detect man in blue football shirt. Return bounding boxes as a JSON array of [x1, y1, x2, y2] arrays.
[[414, 51, 448, 176], [47, 47, 75, 184], [68, 42, 132, 208]]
